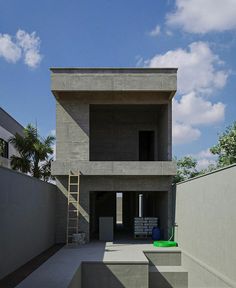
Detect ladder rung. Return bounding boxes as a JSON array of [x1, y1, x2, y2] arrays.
[[68, 200, 78, 203], [68, 209, 78, 212], [69, 183, 78, 186], [69, 192, 78, 194]]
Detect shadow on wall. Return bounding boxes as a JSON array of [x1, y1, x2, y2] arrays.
[[55, 175, 90, 243], [81, 263, 148, 288]]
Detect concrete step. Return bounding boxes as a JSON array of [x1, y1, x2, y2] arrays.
[[149, 265, 188, 288], [144, 250, 182, 266]]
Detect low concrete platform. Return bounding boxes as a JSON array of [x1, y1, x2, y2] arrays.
[[16, 241, 182, 288]]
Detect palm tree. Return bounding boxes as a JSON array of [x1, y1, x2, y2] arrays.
[[9, 124, 55, 181]]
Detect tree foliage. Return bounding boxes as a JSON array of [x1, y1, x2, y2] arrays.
[[210, 122, 236, 167], [9, 124, 55, 181], [173, 156, 200, 183]]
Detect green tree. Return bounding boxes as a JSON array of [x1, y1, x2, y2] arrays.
[[210, 122, 236, 167], [9, 124, 55, 181], [173, 156, 200, 183]]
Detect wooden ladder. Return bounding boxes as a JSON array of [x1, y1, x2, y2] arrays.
[[67, 170, 80, 244]]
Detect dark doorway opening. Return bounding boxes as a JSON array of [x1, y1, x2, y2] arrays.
[[139, 131, 155, 161]]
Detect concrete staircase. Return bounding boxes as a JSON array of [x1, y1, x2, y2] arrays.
[[145, 250, 188, 288]]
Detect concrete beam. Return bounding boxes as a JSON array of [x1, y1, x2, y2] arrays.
[[51, 160, 177, 176], [51, 68, 177, 93]]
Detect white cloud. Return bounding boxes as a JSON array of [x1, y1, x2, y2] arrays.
[[195, 148, 215, 159], [191, 148, 217, 170], [0, 29, 42, 68], [16, 30, 42, 68], [0, 34, 21, 63], [145, 41, 228, 145], [166, 0, 236, 34], [146, 41, 228, 94], [149, 25, 161, 37], [173, 122, 201, 144], [173, 92, 225, 125]]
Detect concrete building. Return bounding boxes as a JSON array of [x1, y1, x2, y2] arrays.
[[0, 107, 24, 169], [51, 68, 177, 243]]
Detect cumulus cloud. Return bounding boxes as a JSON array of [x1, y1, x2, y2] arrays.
[[0, 29, 42, 68], [149, 25, 161, 37], [16, 30, 42, 68], [146, 41, 228, 94], [0, 34, 21, 63], [173, 92, 225, 125], [172, 122, 201, 144], [145, 41, 228, 145], [166, 0, 236, 34], [192, 148, 217, 170]]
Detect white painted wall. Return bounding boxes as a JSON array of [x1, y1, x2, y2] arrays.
[[175, 164, 236, 287]]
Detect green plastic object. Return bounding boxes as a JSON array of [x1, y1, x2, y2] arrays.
[[153, 241, 178, 247]]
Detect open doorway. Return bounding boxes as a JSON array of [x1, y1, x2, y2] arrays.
[[90, 191, 169, 241], [139, 131, 155, 161]]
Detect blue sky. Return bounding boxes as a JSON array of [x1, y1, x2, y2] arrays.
[[0, 0, 236, 168]]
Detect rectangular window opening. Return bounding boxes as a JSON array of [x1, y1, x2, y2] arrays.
[[0, 138, 9, 159]]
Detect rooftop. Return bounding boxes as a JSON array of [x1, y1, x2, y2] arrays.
[[50, 67, 178, 74]]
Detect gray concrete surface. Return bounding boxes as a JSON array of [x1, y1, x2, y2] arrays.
[[16, 241, 181, 288], [52, 160, 177, 176], [55, 175, 174, 243], [149, 265, 188, 288], [99, 217, 114, 241], [51, 68, 177, 244], [145, 251, 181, 266], [0, 166, 57, 279], [175, 164, 236, 288], [51, 68, 177, 92]]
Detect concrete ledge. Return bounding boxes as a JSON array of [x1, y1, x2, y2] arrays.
[[51, 68, 177, 92], [52, 160, 177, 176]]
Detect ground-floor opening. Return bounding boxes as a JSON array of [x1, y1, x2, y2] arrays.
[[89, 191, 168, 241]]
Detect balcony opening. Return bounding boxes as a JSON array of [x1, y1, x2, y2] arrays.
[[139, 131, 154, 161], [89, 104, 170, 161]]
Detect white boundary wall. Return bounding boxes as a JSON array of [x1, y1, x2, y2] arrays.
[[0, 166, 57, 279], [175, 164, 236, 288]]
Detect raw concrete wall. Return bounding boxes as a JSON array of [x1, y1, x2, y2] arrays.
[[55, 98, 171, 164], [175, 164, 236, 288], [0, 166, 57, 279], [56, 175, 173, 243], [90, 104, 170, 161]]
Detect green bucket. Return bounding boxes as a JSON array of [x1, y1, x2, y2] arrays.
[[153, 241, 178, 247]]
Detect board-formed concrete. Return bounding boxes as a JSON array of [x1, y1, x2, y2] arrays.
[[51, 68, 177, 244], [51, 68, 177, 92]]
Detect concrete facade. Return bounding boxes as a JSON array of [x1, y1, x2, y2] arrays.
[[51, 68, 177, 243], [175, 164, 236, 288], [0, 107, 24, 169], [0, 166, 57, 279]]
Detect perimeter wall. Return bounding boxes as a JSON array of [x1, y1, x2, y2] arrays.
[[175, 164, 236, 287]]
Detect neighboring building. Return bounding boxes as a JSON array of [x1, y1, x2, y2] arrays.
[[51, 68, 177, 243], [0, 107, 24, 169]]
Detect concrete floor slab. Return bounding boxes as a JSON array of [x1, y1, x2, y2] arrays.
[[16, 241, 181, 288]]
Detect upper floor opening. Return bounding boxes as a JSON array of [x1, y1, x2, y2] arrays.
[[89, 104, 171, 161]]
